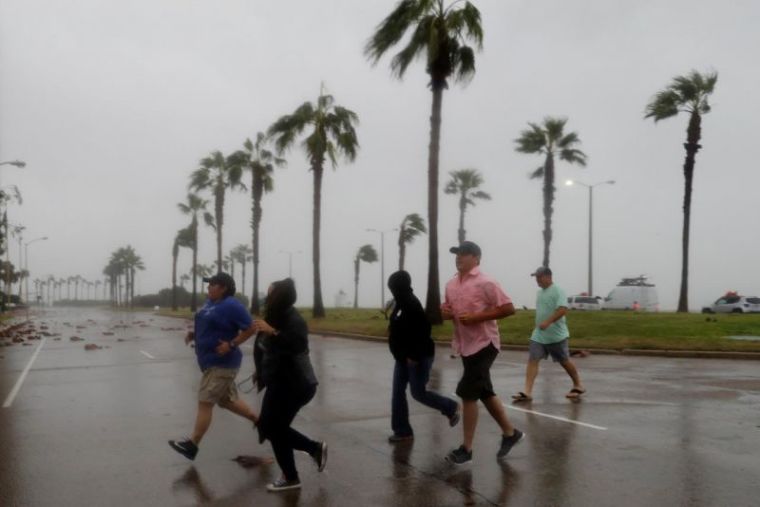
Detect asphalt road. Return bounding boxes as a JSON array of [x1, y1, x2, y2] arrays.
[[1, 307, 759, 506]]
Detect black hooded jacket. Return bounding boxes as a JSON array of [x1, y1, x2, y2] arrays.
[[387, 271, 435, 361], [253, 278, 317, 391]]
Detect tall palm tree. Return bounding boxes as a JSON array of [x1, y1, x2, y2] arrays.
[[645, 70, 717, 312], [366, 0, 483, 324], [229, 133, 285, 314], [189, 151, 245, 271], [121, 246, 145, 307], [353, 244, 378, 309], [268, 87, 359, 318], [444, 169, 490, 243], [178, 193, 209, 312], [397, 213, 427, 271], [172, 227, 194, 311], [515, 117, 587, 268]]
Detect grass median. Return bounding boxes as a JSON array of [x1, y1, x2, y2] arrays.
[[156, 307, 760, 353]]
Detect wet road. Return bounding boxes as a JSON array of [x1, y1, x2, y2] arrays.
[[1, 307, 759, 506]]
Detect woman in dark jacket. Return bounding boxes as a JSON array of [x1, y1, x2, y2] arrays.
[[387, 270, 460, 442], [253, 278, 326, 492]]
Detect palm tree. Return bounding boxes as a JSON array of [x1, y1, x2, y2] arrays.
[[172, 227, 194, 311], [121, 246, 145, 307], [268, 87, 359, 318], [353, 244, 378, 309], [515, 117, 587, 268], [178, 193, 209, 312], [645, 70, 717, 312], [444, 169, 491, 243], [229, 133, 285, 314], [230, 244, 253, 309], [194, 263, 215, 297], [397, 213, 427, 271], [365, 0, 483, 324], [189, 151, 245, 271]]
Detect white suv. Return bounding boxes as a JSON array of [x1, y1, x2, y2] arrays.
[[567, 295, 603, 311], [702, 295, 760, 314]]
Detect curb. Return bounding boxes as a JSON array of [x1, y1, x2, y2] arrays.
[[310, 330, 760, 360]]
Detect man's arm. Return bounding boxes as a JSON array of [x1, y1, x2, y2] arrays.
[[538, 306, 567, 330], [459, 303, 515, 326]]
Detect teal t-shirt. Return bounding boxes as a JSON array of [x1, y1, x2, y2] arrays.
[[531, 283, 569, 344]]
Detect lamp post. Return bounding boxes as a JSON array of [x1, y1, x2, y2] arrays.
[[565, 179, 615, 296], [279, 250, 301, 278], [24, 236, 48, 303], [366, 228, 397, 308]]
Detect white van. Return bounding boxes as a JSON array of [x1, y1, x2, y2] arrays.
[[604, 276, 659, 311]]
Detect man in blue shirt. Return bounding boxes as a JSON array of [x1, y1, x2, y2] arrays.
[[169, 273, 264, 461], [512, 267, 586, 402]]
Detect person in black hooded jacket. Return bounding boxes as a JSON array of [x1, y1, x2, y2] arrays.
[[253, 278, 327, 492], [387, 270, 460, 442]]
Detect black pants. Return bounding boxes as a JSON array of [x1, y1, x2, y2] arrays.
[[258, 382, 318, 481]]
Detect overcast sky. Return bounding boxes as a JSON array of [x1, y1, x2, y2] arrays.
[[1, 0, 758, 311]]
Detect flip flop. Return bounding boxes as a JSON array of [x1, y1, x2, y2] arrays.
[[566, 388, 586, 399], [511, 392, 532, 402]]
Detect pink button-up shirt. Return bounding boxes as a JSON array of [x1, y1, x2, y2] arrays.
[[444, 267, 512, 357]]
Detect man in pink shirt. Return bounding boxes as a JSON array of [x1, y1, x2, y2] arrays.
[[442, 241, 524, 465]]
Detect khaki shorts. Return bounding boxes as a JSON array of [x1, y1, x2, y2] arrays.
[[198, 367, 239, 404]]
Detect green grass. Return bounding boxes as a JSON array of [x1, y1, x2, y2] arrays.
[[154, 307, 760, 352]]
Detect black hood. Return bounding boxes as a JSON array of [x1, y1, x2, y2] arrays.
[[265, 278, 297, 327], [388, 270, 413, 301]]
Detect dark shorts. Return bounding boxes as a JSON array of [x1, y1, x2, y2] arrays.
[[529, 339, 570, 363], [456, 344, 499, 401]]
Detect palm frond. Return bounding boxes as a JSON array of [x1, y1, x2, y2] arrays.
[[529, 167, 544, 180], [559, 148, 587, 166]]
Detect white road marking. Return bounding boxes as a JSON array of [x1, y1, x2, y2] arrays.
[[3, 338, 47, 408], [505, 404, 608, 431], [449, 391, 607, 430], [140, 350, 155, 359]]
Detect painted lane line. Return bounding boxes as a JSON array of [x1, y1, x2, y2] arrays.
[[3, 338, 47, 409], [505, 404, 608, 431], [140, 350, 155, 359]]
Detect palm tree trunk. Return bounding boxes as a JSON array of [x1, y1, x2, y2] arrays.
[[215, 181, 225, 272], [353, 257, 360, 309], [312, 164, 325, 317], [398, 230, 406, 271], [678, 111, 702, 313], [251, 174, 263, 314], [458, 192, 467, 244], [425, 84, 444, 325], [172, 244, 178, 311], [191, 220, 198, 312], [542, 153, 555, 268]]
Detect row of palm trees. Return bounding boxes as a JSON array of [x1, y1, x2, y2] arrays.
[[103, 246, 145, 308], [32, 275, 104, 305], [170, 0, 715, 317]]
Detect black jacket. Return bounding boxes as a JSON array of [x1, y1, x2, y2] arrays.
[[253, 306, 317, 391], [387, 271, 435, 361]]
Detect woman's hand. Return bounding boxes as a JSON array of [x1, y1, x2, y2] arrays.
[[184, 331, 195, 345], [255, 319, 276, 335], [215, 339, 232, 356]]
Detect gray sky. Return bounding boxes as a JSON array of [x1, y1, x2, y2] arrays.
[[1, 0, 758, 311]]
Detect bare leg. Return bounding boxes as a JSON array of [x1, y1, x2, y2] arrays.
[[220, 398, 259, 425], [462, 399, 479, 451], [559, 359, 584, 390], [191, 401, 214, 444], [524, 360, 540, 397], [483, 396, 515, 436]]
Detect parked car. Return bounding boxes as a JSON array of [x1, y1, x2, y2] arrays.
[[604, 276, 659, 311], [567, 295, 603, 310], [702, 295, 760, 314]]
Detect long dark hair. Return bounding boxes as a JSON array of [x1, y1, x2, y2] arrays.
[[264, 278, 297, 328]]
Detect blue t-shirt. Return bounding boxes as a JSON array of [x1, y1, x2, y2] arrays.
[[194, 296, 253, 371]]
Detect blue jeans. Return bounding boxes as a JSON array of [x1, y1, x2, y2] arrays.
[[391, 356, 458, 436]]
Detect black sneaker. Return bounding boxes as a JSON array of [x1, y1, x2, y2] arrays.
[[312, 441, 328, 472], [168, 438, 198, 461], [388, 433, 414, 443], [267, 477, 301, 492], [497, 429, 524, 459], [448, 410, 460, 428], [445, 445, 472, 465]]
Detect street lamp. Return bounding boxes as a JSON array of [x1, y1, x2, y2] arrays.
[[565, 179, 615, 296], [278, 250, 301, 278], [0, 160, 26, 168], [366, 227, 397, 308], [24, 236, 48, 303]]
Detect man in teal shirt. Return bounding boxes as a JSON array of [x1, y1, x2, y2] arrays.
[[512, 267, 585, 402]]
